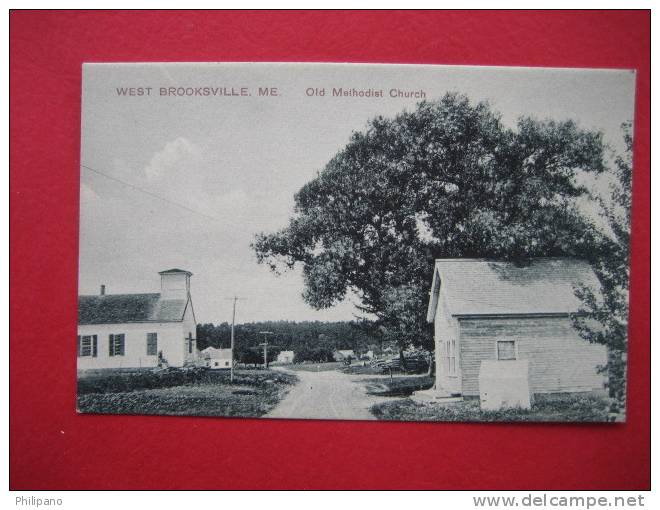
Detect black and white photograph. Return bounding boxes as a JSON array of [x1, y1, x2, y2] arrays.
[[77, 62, 635, 423]]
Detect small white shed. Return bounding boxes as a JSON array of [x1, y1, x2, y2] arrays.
[[201, 347, 232, 370]]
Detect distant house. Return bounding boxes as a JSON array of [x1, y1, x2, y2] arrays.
[[333, 349, 356, 361], [276, 350, 295, 364], [201, 347, 232, 369], [77, 269, 198, 370], [423, 258, 607, 400]]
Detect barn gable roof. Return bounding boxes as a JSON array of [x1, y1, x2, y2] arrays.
[[427, 258, 601, 322], [78, 293, 188, 324]]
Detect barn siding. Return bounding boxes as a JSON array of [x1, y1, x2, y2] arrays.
[[459, 316, 607, 396], [434, 290, 461, 394]]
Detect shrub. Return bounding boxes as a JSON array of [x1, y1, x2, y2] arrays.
[[77, 367, 207, 394], [77, 367, 298, 395]]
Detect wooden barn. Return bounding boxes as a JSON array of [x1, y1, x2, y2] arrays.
[[423, 258, 608, 400]]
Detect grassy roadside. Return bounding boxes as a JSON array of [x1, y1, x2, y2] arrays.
[[362, 375, 435, 396], [341, 365, 385, 375], [77, 369, 298, 418], [371, 393, 611, 422]]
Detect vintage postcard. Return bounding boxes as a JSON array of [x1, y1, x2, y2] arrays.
[[77, 63, 635, 422]]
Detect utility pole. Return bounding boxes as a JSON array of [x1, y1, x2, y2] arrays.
[[259, 331, 274, 369], [227, 296, 246, 382]]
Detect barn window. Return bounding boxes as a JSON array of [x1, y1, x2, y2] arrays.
[[109, 334, 125, 356], [497, 340, 516, 360], [187, 332, 194, 354], [78, 335, 97, 357], [146, 333, 158, 356]]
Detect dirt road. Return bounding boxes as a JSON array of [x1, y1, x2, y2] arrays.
[[265, 368, 390, 420]]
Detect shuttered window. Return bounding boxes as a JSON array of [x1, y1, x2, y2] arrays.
[[109, 334, 125, 356], [445, 338, 457, 375], [78, 335, 98, 357], [497, 340, 516, 360], [146, 333, 158, 356]]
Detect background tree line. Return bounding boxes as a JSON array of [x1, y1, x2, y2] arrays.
[[196, 320, 383, 363]]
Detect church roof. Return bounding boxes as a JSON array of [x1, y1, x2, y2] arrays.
[[78, 293, 188, 324]]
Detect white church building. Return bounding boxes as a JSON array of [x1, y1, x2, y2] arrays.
[[77, 269, 198, 370]]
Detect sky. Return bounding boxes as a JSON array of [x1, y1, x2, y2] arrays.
[[79, 63, 636, 324]]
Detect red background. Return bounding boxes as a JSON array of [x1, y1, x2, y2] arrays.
[[10, 10, 650, 490]]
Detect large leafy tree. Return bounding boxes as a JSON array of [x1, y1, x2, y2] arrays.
[[573, 122, 632, 418], [253, 93, 606, 354]]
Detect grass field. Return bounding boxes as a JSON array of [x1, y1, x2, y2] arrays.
[[77, 369, 298, 418], [285, 361, 346, 372], [370, 393, 611, 422]]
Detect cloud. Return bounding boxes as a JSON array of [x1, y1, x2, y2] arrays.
[[144, 137, 202, 182], [138, 139, 293, 231], [139, 137, 217, 217]]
